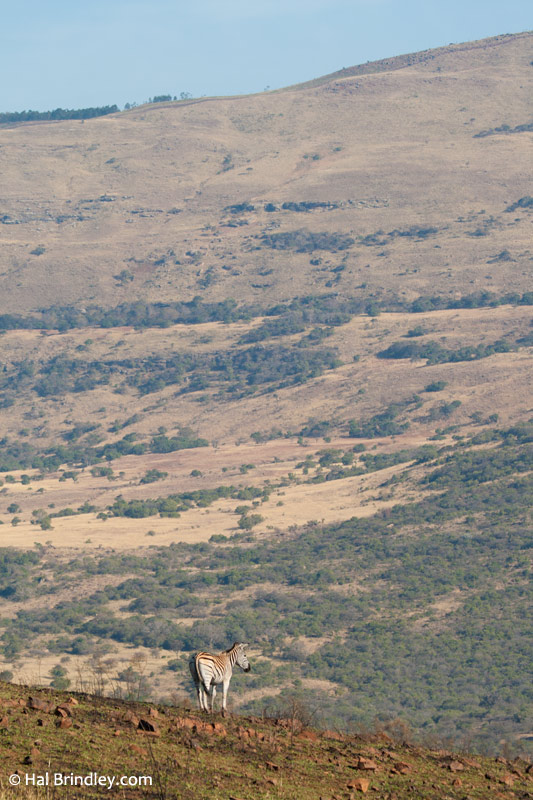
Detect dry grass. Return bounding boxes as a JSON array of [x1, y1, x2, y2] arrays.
[[0, 680, 531, 800], [0, 33, 531, 317]]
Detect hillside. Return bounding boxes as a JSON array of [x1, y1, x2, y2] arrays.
[[0, 31, 532, 315], [0, 682, 532, 799], [0, 32, 532, 758]]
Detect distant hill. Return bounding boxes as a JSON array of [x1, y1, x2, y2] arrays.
[[0, 31, 531, 315]]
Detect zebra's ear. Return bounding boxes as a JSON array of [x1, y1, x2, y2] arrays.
[[241, 643, 249, 649]]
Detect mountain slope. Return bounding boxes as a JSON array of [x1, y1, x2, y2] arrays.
[[0, 32, 531, 314]]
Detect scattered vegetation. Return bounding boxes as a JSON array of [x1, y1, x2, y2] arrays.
[[0, 429, 531, 751], [0, 106, 119, 124], [261, 230, 355, 253], [0, 426, 208, 472], [378, 338, 514, 364], [474, 120, 533, 137], [505, 195, 533, 213], [0, 290, 532, 335]]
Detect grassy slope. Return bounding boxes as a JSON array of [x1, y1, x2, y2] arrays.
[[0, 682, 531, 800], [0, 33, 532, 315]]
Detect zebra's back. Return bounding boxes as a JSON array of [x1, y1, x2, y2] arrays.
[[193, 651, 228, 685]]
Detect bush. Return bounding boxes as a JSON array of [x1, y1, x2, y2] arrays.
[[238, 514, 264, 530], [261, 230, 354, 253], [140, 469, 168, 484], [424, 381, 447, 392]]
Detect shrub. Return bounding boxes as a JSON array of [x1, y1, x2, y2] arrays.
[[238, 514, 264, 530], [140, 469, 168, 484], [261, 230, 354, 253], [424, 381, 447, 392]]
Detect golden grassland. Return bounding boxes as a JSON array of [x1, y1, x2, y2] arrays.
[[0, 33, 531, 315], [0, 305, 531, 550]]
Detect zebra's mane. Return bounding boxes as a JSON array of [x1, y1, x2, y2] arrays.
[[224, 641, 242, 653]]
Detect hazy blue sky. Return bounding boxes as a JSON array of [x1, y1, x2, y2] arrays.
[[2, 0, 531, 110]]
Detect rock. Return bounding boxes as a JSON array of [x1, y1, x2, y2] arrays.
[[138, 718, 159, 733], [353, 757, 378, 771], [390, 762, 410, 775], [452, 777, 463, 787], [67, 697, 78, 706], [54, 706, 70, 718], [175, 717, 227, 736], [23, 748, 41, 765], [266, 762, 280, 771], [28, 697, 50, 712], [56, 717, 72, 730], [448, 760, 464, 772], [0, 715, 9, 729], [176, 717, 197, 731], [196, 721, 226, 736], [501, 774, 515, 786], [124, 710, 140, 726], [212, 722, 227, 736], [148, 707, 159, 718], [348, 777, 370, 793]]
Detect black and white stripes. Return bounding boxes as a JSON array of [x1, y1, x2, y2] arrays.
[[189, 642, 251, 715]]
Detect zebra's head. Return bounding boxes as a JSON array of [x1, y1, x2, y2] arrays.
[[233, 642, 251, 672]]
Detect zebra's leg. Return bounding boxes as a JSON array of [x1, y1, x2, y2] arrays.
[[190, 659, 202, 711], [199, 683, 208, 712], [221, 677, 231, 717], [210, 684, 217, 713], [198, 684, 207, 712]]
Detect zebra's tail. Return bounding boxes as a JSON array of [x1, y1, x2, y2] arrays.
[[189, 653, 199, 683]]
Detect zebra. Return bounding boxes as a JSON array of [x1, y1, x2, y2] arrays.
[[189, 642, 251, 715]]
